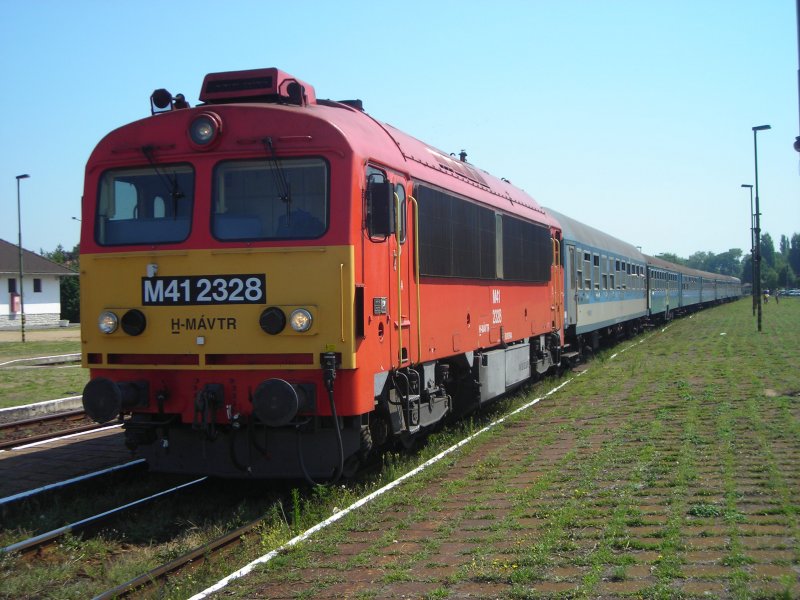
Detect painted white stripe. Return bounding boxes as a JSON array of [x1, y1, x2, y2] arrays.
[[188, 376, 581, 600], [8, 424, 121, 451], [0, 353, 80, 368]]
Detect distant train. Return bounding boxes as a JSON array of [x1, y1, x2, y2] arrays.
[[79, 67, 740, 481]]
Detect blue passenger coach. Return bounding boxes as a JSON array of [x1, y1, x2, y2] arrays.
[[644, 255, 742, 320], [547, 208, 648, 350], [645, 254, 680, 321]]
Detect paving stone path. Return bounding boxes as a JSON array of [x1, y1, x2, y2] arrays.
[[216, 304, 800, 598]]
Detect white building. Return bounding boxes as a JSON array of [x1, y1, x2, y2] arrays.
[[0, 239, 78, 330]]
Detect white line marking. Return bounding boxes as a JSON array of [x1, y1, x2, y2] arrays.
[[7, 424, 121, 451], [0, 353, 80, 368]]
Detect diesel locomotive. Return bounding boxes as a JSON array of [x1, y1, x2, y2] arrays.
[[80, 67, 564, 480], [80, 67, 739, 481]]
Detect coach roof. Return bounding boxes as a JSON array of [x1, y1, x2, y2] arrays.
[[545, 208, 646, 262]]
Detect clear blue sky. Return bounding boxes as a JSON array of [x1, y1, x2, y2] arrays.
[[1, 0, 798, 258]]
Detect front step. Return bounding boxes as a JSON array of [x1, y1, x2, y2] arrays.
[[562, 351, 581, 367]]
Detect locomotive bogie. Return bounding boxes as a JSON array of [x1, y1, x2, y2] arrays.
[[126, 413, 364, 479]]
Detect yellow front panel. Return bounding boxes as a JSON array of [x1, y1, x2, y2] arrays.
[[81, 245, 356, 369]]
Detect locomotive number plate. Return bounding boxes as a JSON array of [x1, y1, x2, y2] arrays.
[[142, 274, 266, 306]]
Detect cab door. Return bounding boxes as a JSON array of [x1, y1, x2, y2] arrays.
[[388, 178, 415, 368], [551, 233, 564, 334], [365, 168, 415, 370]]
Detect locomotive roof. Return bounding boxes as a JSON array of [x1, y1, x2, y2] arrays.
[[189, 67, 559, 230], [544, 208, 646, 262], [324, 104, 558, 229]]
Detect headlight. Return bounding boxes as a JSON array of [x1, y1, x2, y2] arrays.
[[289, 309, 313, 332], [188, 113, 221, 148], [98, 311, 119, 334]]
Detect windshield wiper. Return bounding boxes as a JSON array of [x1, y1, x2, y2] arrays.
[[142, 145, 185, 218], [262, 137, 292, 223]]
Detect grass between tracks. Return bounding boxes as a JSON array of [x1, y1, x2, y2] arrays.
[[1, 299, 799, 599], [0, 334, 85, 409]]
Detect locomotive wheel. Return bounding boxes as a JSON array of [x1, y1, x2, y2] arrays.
[[341, 454, 361, 478]]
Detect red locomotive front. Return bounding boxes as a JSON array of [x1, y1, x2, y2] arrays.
[[80, 68, 563, 480]]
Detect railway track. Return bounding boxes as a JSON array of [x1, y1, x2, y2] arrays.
[[0, 459, 146, 508], [2, 476, 208, 556], [0, 408, 109, 450], [93, 517, 259, 599]]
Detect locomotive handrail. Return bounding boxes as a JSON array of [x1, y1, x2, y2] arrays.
[[395, 192, 404, 366], [409, 195, 422, 363], [339, 263, 345, 343]]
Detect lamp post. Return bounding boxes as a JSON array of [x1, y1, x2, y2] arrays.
[[15, 174, 30, 342], [741, 184, 755, 315], [795, 0, 800, 153], [752, 125, 770, 333]]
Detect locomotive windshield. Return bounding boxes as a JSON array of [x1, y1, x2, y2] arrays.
[[212, 158, 328, 240], [95, 165, 194, 245]]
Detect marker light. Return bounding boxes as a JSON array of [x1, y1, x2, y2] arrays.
[[121, 309, 147, 336], [98, 311, 119, 334], [289, 309, 313, 332], [188, 113, 221, 148], [260, 307, 287, 335]]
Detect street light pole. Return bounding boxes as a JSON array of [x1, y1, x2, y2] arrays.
[[15, 174, 30, 343], [752, 125, 770, 333], [741, 183, 755, 315], [794, 0, 800, 154]]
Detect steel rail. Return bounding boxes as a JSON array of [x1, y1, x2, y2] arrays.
[[92, 518, 260, 599], [0, 459, 146, 507], [0, 408, 86, 431], [2, 477, 207, 555], [0, 409, 104, 451]]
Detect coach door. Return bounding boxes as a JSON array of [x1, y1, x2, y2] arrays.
[[566, 244, 577, 327]]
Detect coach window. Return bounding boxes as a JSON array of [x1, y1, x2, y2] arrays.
[[584, 252, 592, 289], [395, 183, 407, 244], [593, 254, 600, 290], [575, 248, 583, 290], [552, 236, 561, 267], [96, 165, 194, 246], [213, 158, 328, 241]]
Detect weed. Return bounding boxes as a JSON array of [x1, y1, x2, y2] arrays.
[[688, 503, 722, 518]]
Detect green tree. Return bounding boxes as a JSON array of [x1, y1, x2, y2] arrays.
[[41, 244, 80, 323], [686, 251, 710, 271], [779, 234, 790, 257], [760, 233, 776, 268], [740, 254, 754, 284], [656, 252, 687, 266], [789, 233, 800, 276], [707, 249, 743, 276]]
